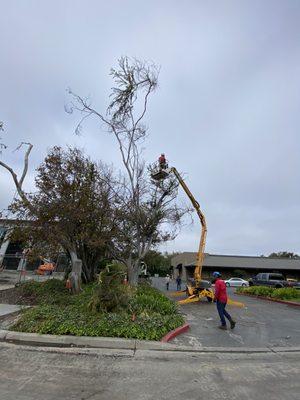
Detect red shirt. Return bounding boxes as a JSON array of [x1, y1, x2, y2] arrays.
[[214, 278, 228, 303]]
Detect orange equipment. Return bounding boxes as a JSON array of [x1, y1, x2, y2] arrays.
[[36, 257, 56, 275]]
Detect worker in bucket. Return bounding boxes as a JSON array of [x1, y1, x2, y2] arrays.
[[158, 153, 167, 169], [212, 271, 236, 330]]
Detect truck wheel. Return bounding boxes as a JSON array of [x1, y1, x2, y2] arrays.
[[226, 282, 230, 287], [242, 283, 246, 287], [275, 284, 283, 289], [206, 296, 213, 302]]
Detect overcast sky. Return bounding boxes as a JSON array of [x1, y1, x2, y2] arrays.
[[1, 0, 300, 256]]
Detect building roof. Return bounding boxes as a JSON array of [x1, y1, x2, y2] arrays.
[[172, 252, 300, 271]]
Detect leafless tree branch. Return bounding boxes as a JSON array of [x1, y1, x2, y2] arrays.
[[0, 142, 33, 207]]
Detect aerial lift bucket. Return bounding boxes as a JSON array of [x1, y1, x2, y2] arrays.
[[151, 169, 170, 181]]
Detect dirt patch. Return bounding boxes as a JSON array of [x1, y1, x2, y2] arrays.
[[0, 287, 37, 306]]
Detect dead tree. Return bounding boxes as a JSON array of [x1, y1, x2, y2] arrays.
[[0, 121, 6, 152], [0, 142, 33, 207], [68, 57, 188, 285]]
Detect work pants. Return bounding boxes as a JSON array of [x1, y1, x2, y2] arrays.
[[216, 300, 232, 326]]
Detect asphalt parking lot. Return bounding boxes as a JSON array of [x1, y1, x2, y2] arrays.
[[152, 277, 300, 348], [0, 276, 299, 400], [1, 342, 299, 400]]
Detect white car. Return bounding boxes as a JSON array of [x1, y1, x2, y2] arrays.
[[224, 277, 249, 287]]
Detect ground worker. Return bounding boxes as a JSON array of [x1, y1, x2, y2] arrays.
[[158, 153, 166, 169], [212, 271, 236, 330], [176, 275, 182, 291], [165, 274, 170, 290]]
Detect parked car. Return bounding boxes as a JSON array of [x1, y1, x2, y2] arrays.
[[224, 277, 249, 287], [249, 273, 300, 289]]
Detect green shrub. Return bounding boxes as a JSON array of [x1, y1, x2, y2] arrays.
[[88, 263, 132, 312], [236, 286, 274, 297], [237, 285, 300, 301], [130, 285, 178, 315], [271, 287, 300, 300]]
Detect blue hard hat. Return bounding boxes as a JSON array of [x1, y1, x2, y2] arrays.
[[212, 271, 221, 278]]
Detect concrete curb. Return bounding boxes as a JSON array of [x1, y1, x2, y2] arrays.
[[4, 331, 136, 349], [236, 292, 300, 307], [161, 323, 190, 342], [1, 329, 300, 354]]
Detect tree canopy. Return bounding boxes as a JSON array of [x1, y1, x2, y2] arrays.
[[9, 146, 116, 282], [268, 251, 299, 259]]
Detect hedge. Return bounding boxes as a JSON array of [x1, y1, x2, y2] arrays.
[[236, 286, 300, 301]]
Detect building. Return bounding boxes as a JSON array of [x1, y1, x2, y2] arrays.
[[171, 252, 300, 281], [0, 218, 73, 272], [0, 219, 24, 269]]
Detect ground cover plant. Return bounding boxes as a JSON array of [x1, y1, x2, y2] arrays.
[[236, 286, 300, 301], [11, 276, 184, 341]]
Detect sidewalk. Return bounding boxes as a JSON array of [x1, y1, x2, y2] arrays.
[[0, 304, 24, 318]]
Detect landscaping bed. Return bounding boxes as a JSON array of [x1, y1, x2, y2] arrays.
[[236, 286, 300, 304], [7, 279, 184, 341]]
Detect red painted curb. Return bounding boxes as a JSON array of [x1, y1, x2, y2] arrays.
[[161, 323, 190, 342], [236, 292, 300, 307]]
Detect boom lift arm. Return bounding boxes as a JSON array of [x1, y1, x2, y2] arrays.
[[170, 168, 207, 288], [151, 160, 245, 307], [151, 164, 214, 304]]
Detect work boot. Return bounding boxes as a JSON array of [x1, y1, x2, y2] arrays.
[[230, 320, 236, 330], [218, 325, 227, 330]]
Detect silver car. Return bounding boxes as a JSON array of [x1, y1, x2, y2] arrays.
[[224, 277, 249, 287]]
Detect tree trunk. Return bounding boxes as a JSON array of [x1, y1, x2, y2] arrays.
[[81, 258, 98, 283], [0, 231, 10, 268], [69, 250, 82, 294], [127, 260, 140, 286]]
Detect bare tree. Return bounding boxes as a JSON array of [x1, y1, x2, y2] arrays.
[[0, 121, 5, 152], [68, 57, 188, 284], [0, 141, 33, 208]]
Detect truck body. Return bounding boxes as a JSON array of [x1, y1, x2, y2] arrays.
[[249, 273, 300, 289]]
